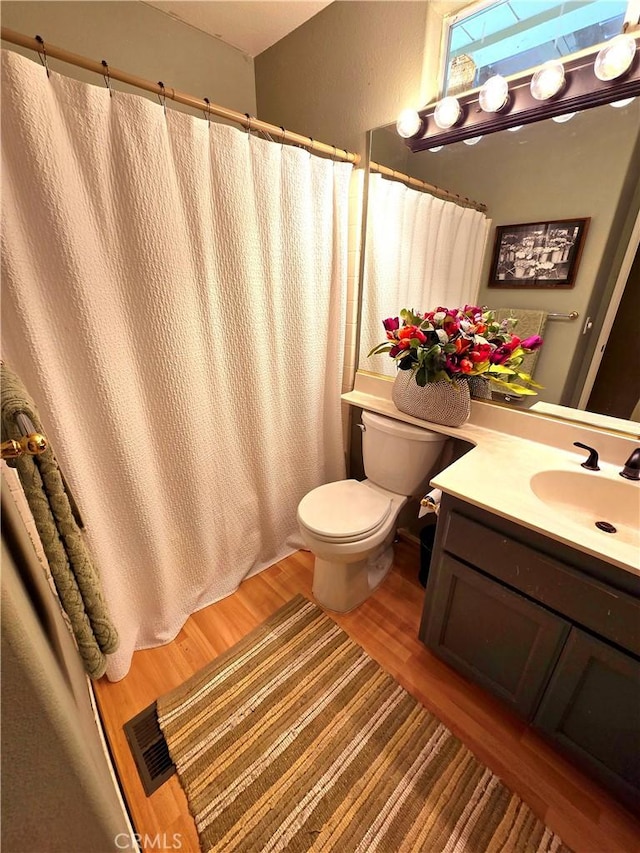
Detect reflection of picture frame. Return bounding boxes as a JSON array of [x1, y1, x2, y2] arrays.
[[488, 218, 590, 289]]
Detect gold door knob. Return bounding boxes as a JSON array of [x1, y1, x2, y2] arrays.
[[1, 433, 48, 460]]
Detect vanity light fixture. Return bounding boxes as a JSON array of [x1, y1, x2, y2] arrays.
[[479, 75, 509, 112], [406, 44, 640, 152], [552, 112, 576, 123], [434, 96, 462, 129], [610, 96, 636, 107], [463, 136, 483, 145], [396, 108, 424, 139], [594, 33, 637, 81], [530, 60, 566, 100]]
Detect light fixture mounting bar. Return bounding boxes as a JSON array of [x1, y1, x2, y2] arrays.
[[408, 51, 640, 152]]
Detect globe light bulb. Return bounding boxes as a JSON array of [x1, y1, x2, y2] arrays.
[[610, 97, 636, 108], [479, 75, 509, 112], [507, 125, 523, 132], [396, 109, 423, 139], [594, 34, 637, 82], [552, 112, 576, 123], [463, 136, 483, 145], [530, 60, 565, 100], [429, 146, 444, 152], [434, 97, 462, 129]]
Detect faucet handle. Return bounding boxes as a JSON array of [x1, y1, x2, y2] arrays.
[[573, 442, 600, 471]]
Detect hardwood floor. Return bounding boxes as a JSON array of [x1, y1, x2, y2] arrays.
[[94, 543, 640, 853]]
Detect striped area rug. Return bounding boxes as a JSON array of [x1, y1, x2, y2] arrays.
[[157, 596, 571, 853]]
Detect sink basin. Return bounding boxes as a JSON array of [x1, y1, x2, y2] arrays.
[[530, 470, 640, 547]]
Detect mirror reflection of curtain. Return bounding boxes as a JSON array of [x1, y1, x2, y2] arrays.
[[361, 174, 491, 377]]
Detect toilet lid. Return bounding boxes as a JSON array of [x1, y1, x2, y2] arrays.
[[298, 480, 392, 540]]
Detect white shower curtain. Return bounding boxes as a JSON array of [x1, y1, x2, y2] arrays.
[[1, 50, 351, 680], [361, 173, 491, 377]]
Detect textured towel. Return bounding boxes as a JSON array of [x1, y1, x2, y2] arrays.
[[1, 362, 119, 678], [493, 308, 548, 393]]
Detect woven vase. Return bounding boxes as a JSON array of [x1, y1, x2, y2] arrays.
[[468, 376, 493, 400], [392, 370, 471, 427]]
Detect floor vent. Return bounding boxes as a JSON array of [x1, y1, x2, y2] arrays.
[[123, 701, 176, 796]]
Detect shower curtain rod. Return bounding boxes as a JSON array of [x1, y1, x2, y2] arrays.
[[369, 161, 487, 213], [0, 27, 360, 166]]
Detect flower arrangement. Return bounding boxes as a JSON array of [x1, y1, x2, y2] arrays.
[[369, 305, 543, 395]]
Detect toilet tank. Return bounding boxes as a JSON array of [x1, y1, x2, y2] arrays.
[[361, 411, 446, 496]]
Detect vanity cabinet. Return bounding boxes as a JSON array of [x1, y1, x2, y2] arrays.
[[424, 554, 570, 718], [420, 495, 640, 809]]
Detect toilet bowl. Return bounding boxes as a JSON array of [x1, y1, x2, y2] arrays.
[[297, 411, 446, 612]]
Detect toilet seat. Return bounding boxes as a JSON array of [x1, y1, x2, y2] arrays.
[[297, 480, 392, 543]]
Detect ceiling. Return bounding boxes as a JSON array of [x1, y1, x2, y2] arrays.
[[145, 1, 334, 57]]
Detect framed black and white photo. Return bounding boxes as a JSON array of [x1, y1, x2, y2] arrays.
[[488, 218, 590, 289]]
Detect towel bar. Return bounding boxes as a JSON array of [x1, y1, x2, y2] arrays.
[[1, 433, 48, 460], [547, 311, 579, 320]]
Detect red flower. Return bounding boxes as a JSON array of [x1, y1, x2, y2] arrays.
[[398, 325, 427, 343], [454, 337, 471, 354], [459, 358, 473, 373], [445, 355, 462, 373], [383, 317, 400, 332], [443, 315, 460, 335], [470, 344, 492, 363], [490, 345, 512, 365]]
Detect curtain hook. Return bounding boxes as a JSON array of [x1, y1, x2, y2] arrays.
[[308, 138, 314, 159], [280, 126, 287, 152], [203, 97, 212, 127], [34, 35, 50, 78], [245, 113, 254, 138], [157, 81, 167, 116], [101, 60, 113, 98]]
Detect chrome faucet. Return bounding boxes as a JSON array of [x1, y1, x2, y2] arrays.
[[620, 448, 640, 481]]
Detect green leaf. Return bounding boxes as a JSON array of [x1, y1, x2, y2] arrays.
[[505, 384, 538, 396], [516, 373, 544, 389], [488, 364, 516, 375], [415, 366, 428, 387], [367, 343, 393, 356], [490, 377, 538, 395]]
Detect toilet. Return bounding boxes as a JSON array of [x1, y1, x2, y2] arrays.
[[297, 410, 447, 612]]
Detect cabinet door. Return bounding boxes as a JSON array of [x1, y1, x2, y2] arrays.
[[423, 555, 570, 719], [534, 628, 640, 809]]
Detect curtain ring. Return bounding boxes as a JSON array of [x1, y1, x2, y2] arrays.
[[34, 35, 50, 78], [308, 138, 314, 159], [280, 126, 287, 151], [101, 60, 113, 98], [203, 97, 211, 127], [245, 113, 253, 137], [157, 81, 167, 116]]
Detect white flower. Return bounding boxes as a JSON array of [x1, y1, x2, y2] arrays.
[[436, 329, 449, 344], [433, 311, 446, 323]]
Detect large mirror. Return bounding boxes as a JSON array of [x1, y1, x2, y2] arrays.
[[357, 98, 640, 434]]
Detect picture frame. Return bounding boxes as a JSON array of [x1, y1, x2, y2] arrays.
[[488, 218, 590, 289]]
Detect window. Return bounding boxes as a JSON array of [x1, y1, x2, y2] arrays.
[[442, 0, 631, 96]]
